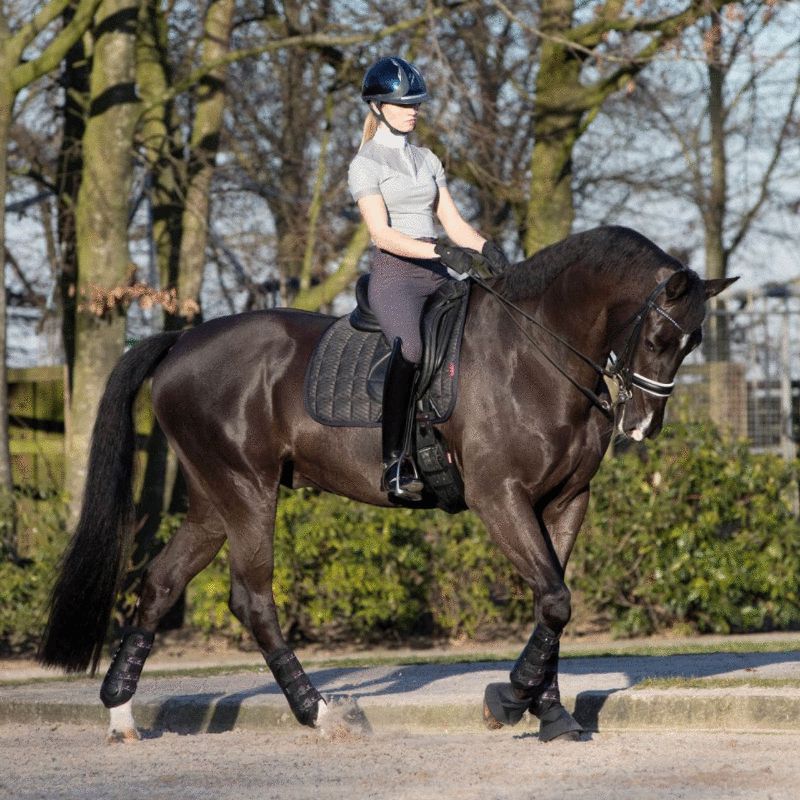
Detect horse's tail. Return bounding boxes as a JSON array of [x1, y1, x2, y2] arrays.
[[38, 331, 182, 674]]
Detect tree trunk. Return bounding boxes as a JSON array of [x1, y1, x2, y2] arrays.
[[176, 0, 235, 320], [0, 64, 15, 493], [274, 48, 314, 302], [65, 0, 141, 520], [130, 0, 184, 576], [124, 1, 234, 620], [703, 10, 729, 361], [705, 17, 727, 283], [57, 11, 91, 399], [524, 0, 581, 256], [136, 0, 184, 310], [1, 0, 101, 501], [292, 222, 369, 311]]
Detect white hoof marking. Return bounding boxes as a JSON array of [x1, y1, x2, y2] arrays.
[[107, 700, 139, 744]]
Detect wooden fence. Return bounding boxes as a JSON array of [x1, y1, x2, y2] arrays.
[[8, 366, 154, 492]]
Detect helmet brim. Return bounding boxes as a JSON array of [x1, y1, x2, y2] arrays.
[[364, 92, 429, 106]]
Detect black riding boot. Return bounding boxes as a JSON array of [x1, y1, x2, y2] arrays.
[[381, 338, 424, 500]]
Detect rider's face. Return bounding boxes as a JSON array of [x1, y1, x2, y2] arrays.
[[377, 102, 421, 133]]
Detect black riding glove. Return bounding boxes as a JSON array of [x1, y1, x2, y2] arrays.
[[434, 240, 485, 276], [481, 240, 510, 275]]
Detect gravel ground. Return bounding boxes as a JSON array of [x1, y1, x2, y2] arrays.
[[0, 723, 796, 800]]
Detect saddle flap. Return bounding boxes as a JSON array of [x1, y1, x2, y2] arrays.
[[417, 279, 469, 395]]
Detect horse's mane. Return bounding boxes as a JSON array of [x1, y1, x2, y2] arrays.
[[498, 226, 686, 301]]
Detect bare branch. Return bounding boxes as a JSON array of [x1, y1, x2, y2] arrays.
[[726, 60, 800, 258], [138, 3, 476, 117], [12, 0, 103, 92], [8, 0, 72, 55]]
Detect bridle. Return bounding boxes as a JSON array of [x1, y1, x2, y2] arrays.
[[469, 271, 689, 419], [607, 280, 688, 404]]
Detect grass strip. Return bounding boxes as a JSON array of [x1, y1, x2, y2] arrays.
[[634, 676, 800, 690]]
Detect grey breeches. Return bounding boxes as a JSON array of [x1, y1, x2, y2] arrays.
[[368, 248, 452, 364]]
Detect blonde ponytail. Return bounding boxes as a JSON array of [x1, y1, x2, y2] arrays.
[[359, 110, 379, 150]]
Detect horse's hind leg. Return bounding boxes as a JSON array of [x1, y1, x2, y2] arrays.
[[224, 484, 325, 728], [103, 497, 225, 742]]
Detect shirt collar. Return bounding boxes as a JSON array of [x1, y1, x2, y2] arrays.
[[374, 124, 408, 149]]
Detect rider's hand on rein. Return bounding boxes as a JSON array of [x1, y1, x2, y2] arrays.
[[435, 239, 500, 278], [481, 240, 510, 274]]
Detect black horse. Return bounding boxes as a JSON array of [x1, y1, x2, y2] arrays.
[[40, 226, 734, 742]]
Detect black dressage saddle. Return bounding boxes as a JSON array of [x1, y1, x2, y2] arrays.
[[303, 274, 470, 512]]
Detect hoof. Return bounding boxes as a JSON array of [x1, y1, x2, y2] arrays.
[[106, 727, 140, 744], [483, 682, 528, 728], [550, 729, 582, 742], [315, 696, 372, 739], [107, 700, 139, 743], [483, 700, 504, 731], [536, 703, 583, 743]]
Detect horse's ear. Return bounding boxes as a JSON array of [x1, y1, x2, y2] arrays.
[[665, 270, 690, 301], [704, 276, 739, 299]]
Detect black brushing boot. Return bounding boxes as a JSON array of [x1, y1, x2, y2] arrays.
[[381, 338, 424, 500]]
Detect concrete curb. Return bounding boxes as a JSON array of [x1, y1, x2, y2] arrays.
[[3, 680, 800, 735], [4, 645, 800, 735], [2, 689, 800, 734], [572, 689, 800, 733]]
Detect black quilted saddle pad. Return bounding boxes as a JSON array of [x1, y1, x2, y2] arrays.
[[304, 282, 470, 428]]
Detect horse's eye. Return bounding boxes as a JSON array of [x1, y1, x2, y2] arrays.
[[644, 339, 656, 352]]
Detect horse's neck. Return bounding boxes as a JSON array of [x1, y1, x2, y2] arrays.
[[473, 261, 655, 367], [534, 263, 632, 362]]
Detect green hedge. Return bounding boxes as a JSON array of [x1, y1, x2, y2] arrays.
[[573, 423, 800, 636], [0, 491, 67, 654], [3, 421, 800, 654]]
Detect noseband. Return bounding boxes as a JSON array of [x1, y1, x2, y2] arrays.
[[470, 272, 689, 418]]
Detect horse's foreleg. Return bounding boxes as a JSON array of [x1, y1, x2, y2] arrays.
[[225, 491, 325, 729], [102, 514, 226, 742], [483, 625, 581, 741], [473, 484, 583, 741], [523, 486, 592, 740]]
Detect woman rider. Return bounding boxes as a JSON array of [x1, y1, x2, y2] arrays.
[[347, 56, 509, 501]]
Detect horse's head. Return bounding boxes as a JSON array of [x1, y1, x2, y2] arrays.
[[614, 270, 737, 441]]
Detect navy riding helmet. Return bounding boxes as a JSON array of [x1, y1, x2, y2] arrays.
[[361, 57, 428, 106]]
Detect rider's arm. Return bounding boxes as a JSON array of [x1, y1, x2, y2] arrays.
[[356, 194, 438, 259], [436, 186, 486, 253]]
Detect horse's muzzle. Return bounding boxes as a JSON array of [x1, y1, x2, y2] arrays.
[[619, 407, 664, 442]]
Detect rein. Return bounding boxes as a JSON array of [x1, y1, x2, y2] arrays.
[[469, 271, 686, 418]]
